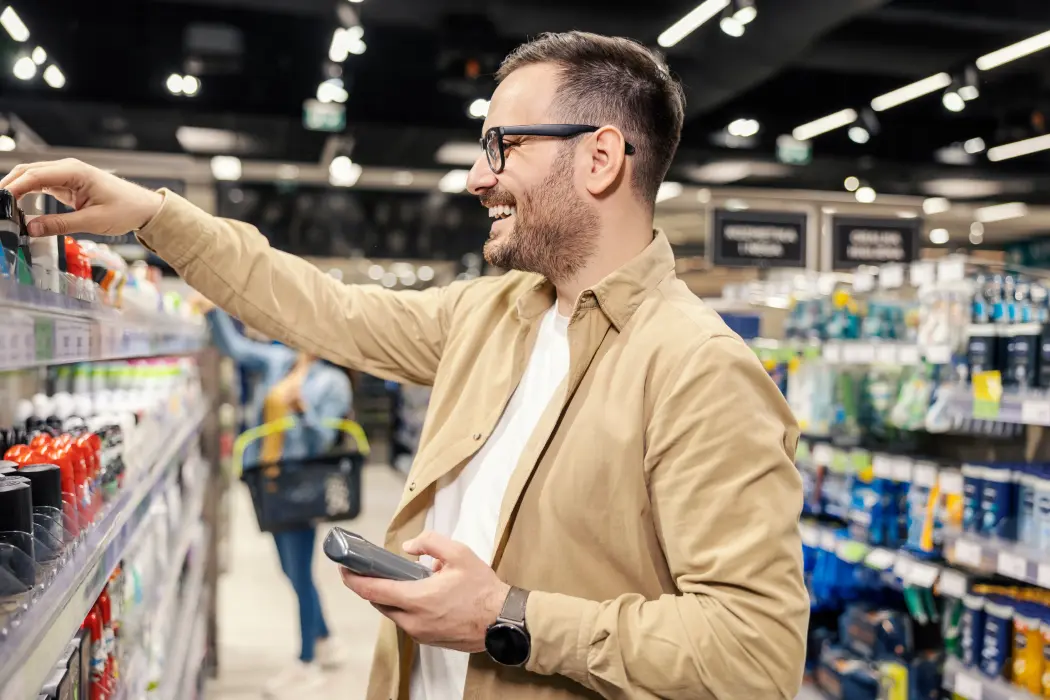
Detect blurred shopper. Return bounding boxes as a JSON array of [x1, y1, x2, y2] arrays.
[[194, 296, 353, 699], [4, 30, 808, 700]]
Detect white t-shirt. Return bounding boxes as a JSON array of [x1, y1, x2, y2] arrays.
[[409, 304, 571, 699]]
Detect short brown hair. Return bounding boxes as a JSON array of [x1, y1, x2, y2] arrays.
[[497, 31, 686, 207]]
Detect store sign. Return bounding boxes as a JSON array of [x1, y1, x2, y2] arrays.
[[1005, 237, 1050, 268], [831, 217, 920, 269], [710, 209, 807, 268], [776, 134, 812, 165], [303, 99, 346, 133]]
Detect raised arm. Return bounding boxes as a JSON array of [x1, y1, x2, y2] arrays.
[[524, 335, 809, 699], [205, 308, 284, 371], [1, 159, 468, 386]]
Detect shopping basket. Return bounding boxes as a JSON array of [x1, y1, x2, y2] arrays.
[[234, 417, 371, 533]]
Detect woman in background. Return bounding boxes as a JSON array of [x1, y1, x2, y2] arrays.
[[197, 297, 352, 699]]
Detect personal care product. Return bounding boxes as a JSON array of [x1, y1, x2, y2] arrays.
[[981, 598, 1014, 679], [961, 595, 986, 669], [1013, 605, 1044, 694], [962, 464, 985, 534], [981, 463, 1016, 540]]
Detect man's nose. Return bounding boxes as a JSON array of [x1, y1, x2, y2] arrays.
[[467, 154, 497, 195]]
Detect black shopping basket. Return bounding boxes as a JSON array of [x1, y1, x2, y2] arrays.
[[235, 417, 371, 533]]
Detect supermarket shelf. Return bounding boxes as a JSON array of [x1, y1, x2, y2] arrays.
[[943, 656, 1042, 700], [941, 385, 1050, 427], [0, 277, 205, 370], [158, 541, 207, 700], [0, 408, 206, 700], [944, 530, 1050, 588], [176, 606, 209, 700]]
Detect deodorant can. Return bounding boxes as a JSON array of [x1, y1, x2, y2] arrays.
[[1036, 467, 1050, 552], [1019, 464, 1038, 547], [963, 464, 986, 534], [962, 595, 987, 669], [982, 464, 1016, 540], [981, 599, 1014, 679], [1013, 608, 1044, 694]]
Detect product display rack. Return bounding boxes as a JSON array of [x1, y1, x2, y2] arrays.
[[0, 408, 207, 700]]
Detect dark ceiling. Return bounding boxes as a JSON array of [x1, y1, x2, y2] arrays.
[[3, 0, 1050, 201]]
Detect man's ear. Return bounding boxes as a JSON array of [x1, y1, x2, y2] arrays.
[[583, 126, 629, 197]]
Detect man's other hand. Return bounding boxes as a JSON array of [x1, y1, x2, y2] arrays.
[[338, 531, 510, 653], [0, 158, 164, 237]]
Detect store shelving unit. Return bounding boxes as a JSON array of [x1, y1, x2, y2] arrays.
[[943, 656, 1043, 700], [0, 409, 207, 700], [0, 276, 204, 370]]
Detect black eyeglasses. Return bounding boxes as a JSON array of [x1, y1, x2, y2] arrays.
[[480, 124, 637, 174]]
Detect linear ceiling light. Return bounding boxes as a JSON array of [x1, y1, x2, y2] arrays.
[[870, 73, 952, 112], [987, 133, 1050, 162], [976, 29, 1050, 71], [975, 202, 1028, 223], [0, 7, 28, 42], [658, 0, 730, 48], [791, 108, 857, 141]]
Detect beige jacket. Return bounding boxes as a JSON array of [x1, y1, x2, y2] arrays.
[[138, 190, 809, 700]]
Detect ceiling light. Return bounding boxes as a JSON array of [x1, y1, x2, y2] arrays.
[[0, 7, 28, 42], [317, 78, 349, 104], [368, 264, 384, 281], [329, 27, 355, 62], [987, 133, 1050, 162], [12, 56, 35, 80], [435, 141, 481, 166], [42, 64, 64, 88], [975, 202, 1027, 223], [959, 85, 979, 101], [347, 25, 364, 40], [847, 126, 870, 144], [897, 211, 918, 219], [733, 0, 757, 24], [792, 108, 858, 141], [210, 155, 242, 181], [348, 38, 366, 55], [969, 230, 983, 245], [276, 164, 300, 180], [970, 221, 984, 236], [724, 198, 749, 211], [329, 156, 362, 187], [381, 272, 397, 288], [870, 72, 952, 112], [822, 206, 836, 214], [854, 186, 876, 203], [0, 135, 15, 152], [418, 265, 435, 282], [656, 181, 683, 203], [697, 188, 711, 203], [844, 176, 860, 192], [683, 160, 789, 184], [392, 170, 414, 186], [719, 15, 745, 37], [30, 47, 45, 65], [468, 98, 489, 119], [963, 137, 986, 154], [438, 169, 470, 194], [176, 126, 242, 153], [924, 178, 1004, 199], [942, 90, 965, 112], [922, 197, 950, 215], [976, 29, 1050, 71], [166, 73, 184, 95], [182, 75, 200, 96], [727, 118, 759, 138], [658, 0, 730, 48], [929, 228, 950, 245]]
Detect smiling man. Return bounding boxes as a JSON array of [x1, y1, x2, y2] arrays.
[[2, 31, 808, 700]]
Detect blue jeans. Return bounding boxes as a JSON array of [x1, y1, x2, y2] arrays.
[[273, 527, 330, 662]]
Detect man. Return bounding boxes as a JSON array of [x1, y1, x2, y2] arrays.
[[3, 31, 808, 700]]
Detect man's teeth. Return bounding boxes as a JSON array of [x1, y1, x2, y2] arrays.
[[487, 205, 517, 220]]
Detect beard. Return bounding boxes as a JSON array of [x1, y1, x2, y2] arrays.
[[481, 149, 600, 283]]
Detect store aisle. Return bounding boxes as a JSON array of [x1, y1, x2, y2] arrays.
[[206, 464, 406, 700]]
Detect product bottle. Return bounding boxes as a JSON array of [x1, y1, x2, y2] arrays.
[[0, 188, 33, 285]]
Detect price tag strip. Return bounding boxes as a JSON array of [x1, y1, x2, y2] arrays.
[[952, 539, 984, 568], [1021, 400, 1050, 426], [938, 569, 968, 599], [997, 551, 1030, 582]]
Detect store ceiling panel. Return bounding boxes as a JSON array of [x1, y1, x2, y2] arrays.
[[1, 0, 1050, 205]]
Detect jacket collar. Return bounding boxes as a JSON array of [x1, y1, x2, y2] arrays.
[[514, 230, 676, 331]]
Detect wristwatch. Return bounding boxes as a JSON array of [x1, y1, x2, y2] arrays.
[[485, 586, 531, 667]]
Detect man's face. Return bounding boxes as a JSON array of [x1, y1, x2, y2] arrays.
[[467, 63, 599, 282]]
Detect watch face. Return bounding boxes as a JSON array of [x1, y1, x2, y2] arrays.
[[485, 622, 530, 667]]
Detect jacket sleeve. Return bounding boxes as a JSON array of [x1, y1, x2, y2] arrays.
[[136, 189, 470, 386], [205, 308, 280, 371], [524, 335, 809, 700]]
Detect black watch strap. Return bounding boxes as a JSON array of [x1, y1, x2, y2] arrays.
[[499, 586, 530, 626]]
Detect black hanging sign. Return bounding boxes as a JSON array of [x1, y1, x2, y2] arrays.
[[832, 216, 920, 269], [710, 209, 807, 268]]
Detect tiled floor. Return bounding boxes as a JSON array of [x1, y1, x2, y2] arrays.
[[205, 464, 405, 700]]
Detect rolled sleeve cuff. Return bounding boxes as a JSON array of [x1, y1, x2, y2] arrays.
[[524, 591, 599, 682], [134, 188, 212, 269]]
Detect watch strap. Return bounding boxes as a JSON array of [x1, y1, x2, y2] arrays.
[[499, 586, 530, 626]]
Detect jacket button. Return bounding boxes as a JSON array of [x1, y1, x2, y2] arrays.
[[408, 481, 416, 491], [473, 432, 482, 440]]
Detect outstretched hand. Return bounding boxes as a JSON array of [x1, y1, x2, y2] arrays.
[[0, 158, 164, 237], [338, 531, 510, 653]]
